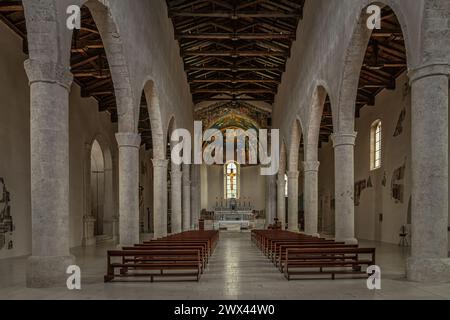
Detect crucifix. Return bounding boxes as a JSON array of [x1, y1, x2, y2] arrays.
[[228, 168, 236, 193]]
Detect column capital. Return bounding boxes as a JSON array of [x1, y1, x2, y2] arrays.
[[287, 171, 299, 179], [303, 161, 320, 173], [24, 59, 73, 90], [115, 132, 141, 148], [152, 159, 169, 168], [408, 63, 450, 84], [331, 132, 357, 147]]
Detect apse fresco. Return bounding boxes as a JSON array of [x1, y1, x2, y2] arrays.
[[196, 102, 271, 165], [196, 101, 271, 131], [209, 114, 260, 132]]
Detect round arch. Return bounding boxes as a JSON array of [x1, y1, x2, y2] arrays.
[[142, 79, 165, 160], [287, 118, 303, 172], [305, 83, 332, 163], [336, 1, 414, 133]]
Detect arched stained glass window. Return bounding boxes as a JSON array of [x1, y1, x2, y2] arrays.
[[370, 120, 382, 170], [284, 173, 288, 197], [224, 162, 239, 199]]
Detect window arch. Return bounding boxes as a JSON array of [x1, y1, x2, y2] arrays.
[[224, 162, 240, 199], [370, 120, 382, 170]]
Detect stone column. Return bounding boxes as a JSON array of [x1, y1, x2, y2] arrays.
[[170, 164, 182, 234], [265, 174, 277, 227], [304, 161, 320, 237], [82, 143, 96, 246], [190, 164, 201, 229], [183, 164, 191, 231], [276, 174, 286, 230], [332, 133, 358, 244], [152, 159, 168, 239], [287, 171, 300, 232], [407, 64, 450, 282], [25, 59, 75, 288], [116, 133, 141, 247]]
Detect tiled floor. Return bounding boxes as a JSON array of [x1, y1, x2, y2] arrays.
[[0, 231, 449, 300]]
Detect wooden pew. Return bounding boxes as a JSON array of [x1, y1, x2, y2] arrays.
[[104, 230, 219, 283], [283, 247, 376, 280], [122, 245, 207, 273], [104, 249, 202, 282], [276, 243, 357, 271]]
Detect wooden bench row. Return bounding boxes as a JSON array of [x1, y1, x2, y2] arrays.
[[105, 230, 219, 283], [251, 230, 376, 280]]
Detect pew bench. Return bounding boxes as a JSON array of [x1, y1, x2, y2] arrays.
[[104, 249, 202, 282], [283, 247, 376, 280], [276, 243, 357, 271], [123, 245, 207, 272]]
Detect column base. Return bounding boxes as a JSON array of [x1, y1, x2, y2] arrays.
[[407, 257, 450, 283], [335, 237, 358, 245], [288, 227, 299, 233], [26, 255, 75, 288]]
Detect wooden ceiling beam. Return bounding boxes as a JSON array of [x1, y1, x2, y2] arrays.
[[169, 10, 303, 19], [189, 79, 280, 84], [183, 50, 288, 57], [192, 88, 276, 94], [176, 32, 295, 40], [186, 66, 282, 72]]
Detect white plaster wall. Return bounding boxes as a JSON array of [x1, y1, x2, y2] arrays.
[[204, 166, 266, 212], [0, 21, 118, 256], [353, 73, 412, 244]]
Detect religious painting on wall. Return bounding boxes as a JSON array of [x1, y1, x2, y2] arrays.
[[354, 180, 367, 206], [393, 108, 406, 137], [0, 178, 14, 250], [391, 164, 406, 203], [367, 176, 373, 188]]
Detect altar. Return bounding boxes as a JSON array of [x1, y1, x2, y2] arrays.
[[214, 210, 253, 230], [213, 197, 255, 230]]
